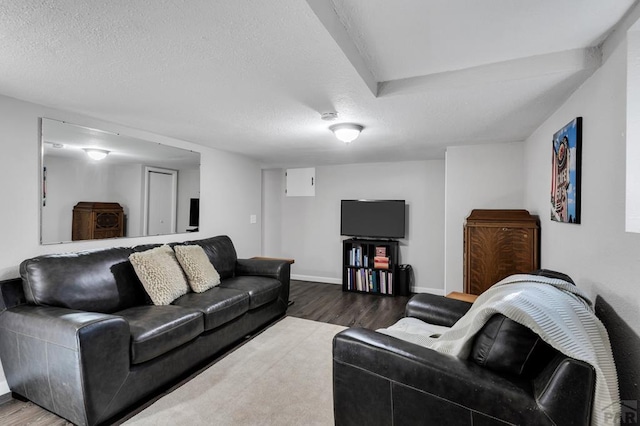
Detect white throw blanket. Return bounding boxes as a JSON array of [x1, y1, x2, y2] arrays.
[[379, 274, 620, 426]]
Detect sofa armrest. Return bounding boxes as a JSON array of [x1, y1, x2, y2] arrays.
[[333, 328, 551, 425], [236, 258, 291, 304], [0, 305, 130, 425], [236, 258, 289, 279], [404, 293, 471, 326]]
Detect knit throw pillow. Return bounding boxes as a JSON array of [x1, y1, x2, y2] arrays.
[[129, 245, 189, 305], [174, 244, 221, 293]]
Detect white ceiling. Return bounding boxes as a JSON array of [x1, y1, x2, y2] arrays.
[[0, 0, 636, 168]]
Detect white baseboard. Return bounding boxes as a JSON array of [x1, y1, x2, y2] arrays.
[[412, 286, 445, 296], [291, 274, 342, 285]]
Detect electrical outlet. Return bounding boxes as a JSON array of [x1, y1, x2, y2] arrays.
[[250, 214, 257, 224]]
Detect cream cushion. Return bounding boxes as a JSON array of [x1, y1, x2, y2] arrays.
[[174, 245, 221, 293], [129, 245, 190, 305]]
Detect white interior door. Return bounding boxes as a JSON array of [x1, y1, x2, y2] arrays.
[[144, 167, 178, 236]]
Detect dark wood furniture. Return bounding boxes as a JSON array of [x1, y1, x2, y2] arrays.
[[464, 209, 539, 295], [446, 291, 478, 304], [251, 256, 295, 264], [342, 238, 399, 296], [72, 202, 124, 241]]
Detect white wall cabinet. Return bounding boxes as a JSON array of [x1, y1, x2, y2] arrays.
[[286, 167, 315, 196]]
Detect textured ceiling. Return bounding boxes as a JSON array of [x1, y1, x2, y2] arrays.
[[0, 0, 636, 167], [331, 0, 633, 81]]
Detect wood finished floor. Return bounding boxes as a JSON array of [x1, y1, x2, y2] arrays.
[[0, 280, 411, 425], [288, 280, 412, 330]]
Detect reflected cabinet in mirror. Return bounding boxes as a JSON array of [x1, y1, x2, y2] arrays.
[[41, 118, 201, 245]]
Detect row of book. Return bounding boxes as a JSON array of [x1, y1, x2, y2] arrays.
[[347, 246, 390, 269], [345, 268, 393, 294]]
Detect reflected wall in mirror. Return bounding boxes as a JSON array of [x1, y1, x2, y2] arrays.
[[41, 118, 201, 244]]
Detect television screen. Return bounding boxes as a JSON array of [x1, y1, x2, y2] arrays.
[[340, 200, 405, 239], [189, 198, 200, 227]]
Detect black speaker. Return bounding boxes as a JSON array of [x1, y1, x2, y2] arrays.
[[396, 264, 413, 296]]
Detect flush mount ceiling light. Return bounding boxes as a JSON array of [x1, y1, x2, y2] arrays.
[[83, 148, 110, 160], [330, 123, 363, 144]]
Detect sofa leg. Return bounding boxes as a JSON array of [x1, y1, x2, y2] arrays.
[[9, 392, 28, 402]]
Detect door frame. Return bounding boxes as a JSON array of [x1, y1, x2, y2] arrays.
[[142, 166, 178, 236]]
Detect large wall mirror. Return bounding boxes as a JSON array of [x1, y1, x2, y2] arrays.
[[41, 118, 201, 245]]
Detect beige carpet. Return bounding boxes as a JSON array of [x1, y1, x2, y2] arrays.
[[124, 317, 346, 426]]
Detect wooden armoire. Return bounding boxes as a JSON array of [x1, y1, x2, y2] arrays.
[[464, 209, 540, 295], [72, 202, 124, 241]]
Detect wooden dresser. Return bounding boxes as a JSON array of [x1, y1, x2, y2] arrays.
[[464, 209, 539, 295], [72, 202, 124, 241]]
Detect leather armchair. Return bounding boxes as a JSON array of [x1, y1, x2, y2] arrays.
[[333, 293, 595, 426]]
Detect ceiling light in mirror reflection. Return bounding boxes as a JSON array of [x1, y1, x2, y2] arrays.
[[83, 148, 110, 160]]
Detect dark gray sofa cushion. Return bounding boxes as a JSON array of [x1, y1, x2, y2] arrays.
[[184, 235, 237, 280], [219, 276, 281, 309], [116, 305, 204, 364], [20, 247, 148, 313], [172, 287, 250, 330]]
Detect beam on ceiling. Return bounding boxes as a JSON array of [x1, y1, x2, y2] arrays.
[[602, 0, 640, 62], [377, 47, 602, 98], [305, 0, 378, 96]]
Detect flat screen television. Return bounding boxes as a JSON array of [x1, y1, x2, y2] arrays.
[[340, 199, 405, 239], [189, 198, 200, 227]]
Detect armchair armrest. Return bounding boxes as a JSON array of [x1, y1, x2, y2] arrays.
[[404, 293, 471, 326], [0, 305, 130, 425], [333, 328, 551, 425], [534, 354, 595, 425], [0, 278, 26, 311]]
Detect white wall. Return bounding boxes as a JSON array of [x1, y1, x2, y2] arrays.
[[524, 37, 640, 329], [262, 169, 283, 257], [444, 142, 525, 293], [524, 34, 639, 402], [262, 160, 446, 293], [0, 94, 262, 395], [626, 28, 640, 232]]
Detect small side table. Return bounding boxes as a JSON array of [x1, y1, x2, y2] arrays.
[[250, 256, 295, 264], [446, 291, 478, 304]]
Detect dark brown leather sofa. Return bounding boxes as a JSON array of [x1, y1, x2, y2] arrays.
[[333, 272, 596, 426], [0, 235, 290, 426]]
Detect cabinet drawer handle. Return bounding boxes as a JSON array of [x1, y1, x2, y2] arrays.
[[502, 227, 509, 231]]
